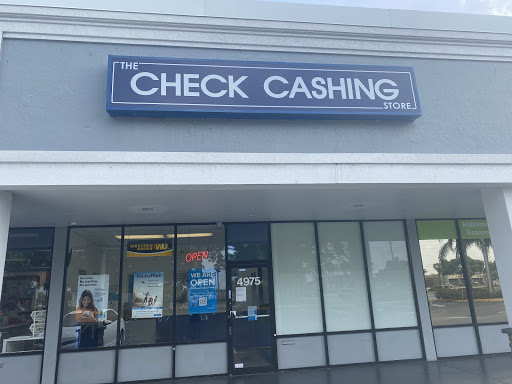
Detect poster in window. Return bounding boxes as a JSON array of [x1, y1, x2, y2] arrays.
[[188, 268, 218, 314], [132, 272, 164, 318], [77, 275, 109, 320]]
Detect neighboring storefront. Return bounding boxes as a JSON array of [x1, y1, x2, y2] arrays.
[[1, 2, 512, 384]]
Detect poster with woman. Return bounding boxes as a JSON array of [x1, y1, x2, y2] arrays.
[[77, 275, 109, 320]]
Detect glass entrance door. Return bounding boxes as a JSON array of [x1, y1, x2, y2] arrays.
[[228, 265, 275, 374]]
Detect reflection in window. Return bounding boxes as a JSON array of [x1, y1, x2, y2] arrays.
[[60, 227, 121, 350], [271, 223, 323, 335], [461, 235, 507, 324], [120, 226, 174, 346], [363, 221, 417, 329], [175, 225, 226, 343], [0, 228, 54, 354], [417, 220, 472, 326], [317, 222, 371, 332]]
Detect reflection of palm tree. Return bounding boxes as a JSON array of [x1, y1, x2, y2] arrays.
[[464, 238, 493, 293], [437, 239, 458, 287], [437, 238, 493, 293]]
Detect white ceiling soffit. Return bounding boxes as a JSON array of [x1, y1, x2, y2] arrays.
[[10, 185, 486, 227]]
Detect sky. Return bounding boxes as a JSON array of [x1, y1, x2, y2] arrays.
[[267, 0, 512, 16]]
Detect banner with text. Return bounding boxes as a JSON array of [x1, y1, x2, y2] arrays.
[[188, 268, 218, 314], [458, 219, 491, 239]]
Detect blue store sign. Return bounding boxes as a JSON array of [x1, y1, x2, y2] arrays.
[[188, 268, 218, 315], [106, 56, 421, 120]]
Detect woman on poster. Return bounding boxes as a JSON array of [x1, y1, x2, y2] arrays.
[[75, 290, 99, 323], [75, 290, 102, 348]]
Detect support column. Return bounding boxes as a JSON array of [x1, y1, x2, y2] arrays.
[[41, 227, 67, 384], [406, 219, 437, 361], [0, 191, 12, 300], [481, 188, 512, 326]]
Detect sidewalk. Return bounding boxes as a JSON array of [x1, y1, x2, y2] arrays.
[[162, 354, 512, 384]]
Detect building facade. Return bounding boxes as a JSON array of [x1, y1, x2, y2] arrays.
[[0, 1, 512, 383]]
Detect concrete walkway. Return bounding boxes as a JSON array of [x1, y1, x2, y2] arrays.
[[164, 354, 512, 384]]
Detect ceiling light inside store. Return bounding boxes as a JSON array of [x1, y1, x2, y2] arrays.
[[115, 235, 165, 240], [128, 206, 168, 214], [167, 233, 214, 239], [115, 233, 213, 240]]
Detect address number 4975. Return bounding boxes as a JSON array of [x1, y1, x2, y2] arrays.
[[237, 277, 261, 286]]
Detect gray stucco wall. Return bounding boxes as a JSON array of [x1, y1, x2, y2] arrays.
[[1, 39, 511, 154]]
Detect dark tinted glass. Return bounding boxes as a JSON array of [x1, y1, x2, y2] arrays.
[[1, 228, 54, 354], [227, 223, 270, 261], [6, 228, 54, 250]]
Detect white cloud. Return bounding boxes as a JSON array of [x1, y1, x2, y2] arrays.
[[485, 0, 512, 15], [265, 0, 512, 16]]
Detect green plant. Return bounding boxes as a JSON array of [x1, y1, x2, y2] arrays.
[[434, 287, 502, 300]]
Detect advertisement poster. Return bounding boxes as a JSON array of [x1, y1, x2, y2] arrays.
[[236, 287, 247, 302], [188, 268, 218, 314], [126, 240, 172, 258], [77, 275, 109, 320], [132, 272, 164, 318]]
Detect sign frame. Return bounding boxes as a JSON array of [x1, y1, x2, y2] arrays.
[[107, 55, 422, 120]]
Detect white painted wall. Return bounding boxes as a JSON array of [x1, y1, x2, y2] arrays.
[[0, 152, 512, 188]]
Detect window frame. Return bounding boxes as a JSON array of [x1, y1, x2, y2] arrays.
[[56, 219, 425, 382], [56, 222, 227, 382], [416, 217, 507, 358]]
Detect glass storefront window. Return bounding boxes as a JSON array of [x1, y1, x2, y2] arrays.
[[1, 228, 54, 354], [175, 225, 226, 343], [317, 222, 371, 332], [58, 220, 429, 352], [60, 227, 121, 350], [120, 226, 174, 346], [227, 223, 270, 262], [363, 221, 417, 329], [417, 220, 472, 326], [459, 220, 507, 324], [271, 223, 323, 335]]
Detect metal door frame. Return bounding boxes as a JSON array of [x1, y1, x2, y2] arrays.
[[226, 260, 277, 375]]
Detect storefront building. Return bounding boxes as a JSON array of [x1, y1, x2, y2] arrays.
[[0, 1, 512, 383]]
